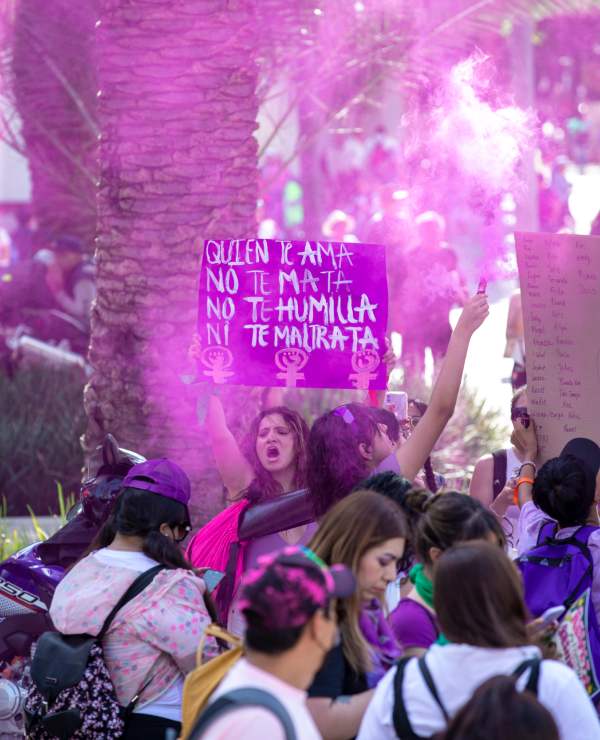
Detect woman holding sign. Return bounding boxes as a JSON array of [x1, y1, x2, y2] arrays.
[[469, 385, 534, 553], [187, 390, 313, 629], [204, 392, 309, 504], [308, 292, 489, 517]]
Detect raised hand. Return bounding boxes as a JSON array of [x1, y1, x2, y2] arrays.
[[454, 292, 489, 338], [511, 416, 539, 462], [381, 337, 396, 381]]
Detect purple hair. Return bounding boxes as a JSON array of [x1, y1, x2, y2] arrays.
[[308, 403, 380, 518]]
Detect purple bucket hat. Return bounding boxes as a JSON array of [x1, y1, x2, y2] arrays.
[[238, 546, 356, 631], [122, 458, 191, 523]]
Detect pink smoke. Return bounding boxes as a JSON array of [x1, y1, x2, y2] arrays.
[[428, 52, 537, 203]]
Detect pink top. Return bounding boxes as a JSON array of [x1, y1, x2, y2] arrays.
[[186, 500, 249, 620], [50, 550, 214, 709]]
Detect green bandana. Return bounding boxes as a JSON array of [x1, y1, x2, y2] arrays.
[[409, 564, 449, 646], [410, 564, 434, 607]]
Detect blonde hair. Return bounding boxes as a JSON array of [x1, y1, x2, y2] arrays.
[[308, 490, 406, 674]]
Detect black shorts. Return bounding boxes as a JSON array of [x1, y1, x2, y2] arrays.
[[123, 714, 181, 740]]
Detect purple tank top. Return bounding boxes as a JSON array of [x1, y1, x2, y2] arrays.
[[389, 598, 439, 650]]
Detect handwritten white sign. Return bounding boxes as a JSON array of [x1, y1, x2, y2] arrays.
[[196, 239, 389, 389], [515, 232, 600, 461]]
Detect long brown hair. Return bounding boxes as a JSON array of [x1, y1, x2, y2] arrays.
[[308, 490, 407, 674], [434, 542, 530, 648], [241, 406, 309, 503]]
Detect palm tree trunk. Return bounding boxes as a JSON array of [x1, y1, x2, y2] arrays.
[[86, 0, 259, 520]]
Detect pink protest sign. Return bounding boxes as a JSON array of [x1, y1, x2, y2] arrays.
[[196, 239, 388, 389]]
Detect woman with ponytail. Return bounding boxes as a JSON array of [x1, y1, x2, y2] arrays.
[[389, 492, 505, 655], [308, 294, 489, 518], [358, 473, 433, 610], [50, 459, 213, 740]]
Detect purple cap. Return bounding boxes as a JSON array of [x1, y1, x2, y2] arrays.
[[122, 459, 191, 521], [237, 546, 356, 631]]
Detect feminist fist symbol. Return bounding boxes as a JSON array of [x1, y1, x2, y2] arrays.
[[348, 349, 381, 390], [274, 348, 308, 388], [200, 346, 234, 384]]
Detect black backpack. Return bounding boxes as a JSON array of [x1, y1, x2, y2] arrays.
[[25, 564, 165, 740], [392, 654, 541, 739], [189, 687, 297, 740]]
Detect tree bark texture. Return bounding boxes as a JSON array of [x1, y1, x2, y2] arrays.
[[87, 0, 259, 520], [11, 0, 99, 248]]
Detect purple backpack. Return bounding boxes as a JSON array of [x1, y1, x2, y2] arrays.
[[518, 521, 600, 700]]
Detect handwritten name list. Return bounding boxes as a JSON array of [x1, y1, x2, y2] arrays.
[[515, 232, 600, 461], [196, 238, 388, 389]]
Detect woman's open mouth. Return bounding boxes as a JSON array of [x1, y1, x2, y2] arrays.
[[266, 446, 280, 460]]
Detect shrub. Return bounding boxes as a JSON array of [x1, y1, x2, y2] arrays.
[[399, 375, 509, 490], [0, 367, 85, 514]]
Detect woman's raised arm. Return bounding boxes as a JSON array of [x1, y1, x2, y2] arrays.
[[397, 293, 489, 481], [205, 393, 254, 499]]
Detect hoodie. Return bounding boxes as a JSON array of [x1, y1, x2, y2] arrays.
[[50, 551, 213, 708]]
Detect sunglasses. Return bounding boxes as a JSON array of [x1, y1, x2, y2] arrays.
[[511, 406, 530, 429], [172, 523, 192, 543]]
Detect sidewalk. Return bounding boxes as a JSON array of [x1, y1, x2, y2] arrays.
[[1, 516, 62, 539]]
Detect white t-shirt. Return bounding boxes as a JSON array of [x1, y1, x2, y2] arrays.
[[202, 658, 322, 740], [500, 446, 522, 553], [93, 548, 184, 722], [357, 643, 600, 740]]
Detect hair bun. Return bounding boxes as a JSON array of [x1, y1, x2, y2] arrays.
[[404, 488, 433, 515]]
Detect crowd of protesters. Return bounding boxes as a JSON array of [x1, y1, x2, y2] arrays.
[[26, 284, 600, 740]]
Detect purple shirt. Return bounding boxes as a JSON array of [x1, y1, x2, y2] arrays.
[[389, 598, 439, 650], [245, 522, 318, 571], [373, 452, 401, 476], [228, 522, 319, 634], [517, 501, 600, 625]]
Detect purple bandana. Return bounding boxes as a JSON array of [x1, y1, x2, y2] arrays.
[[359, 599, 403, 687]]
